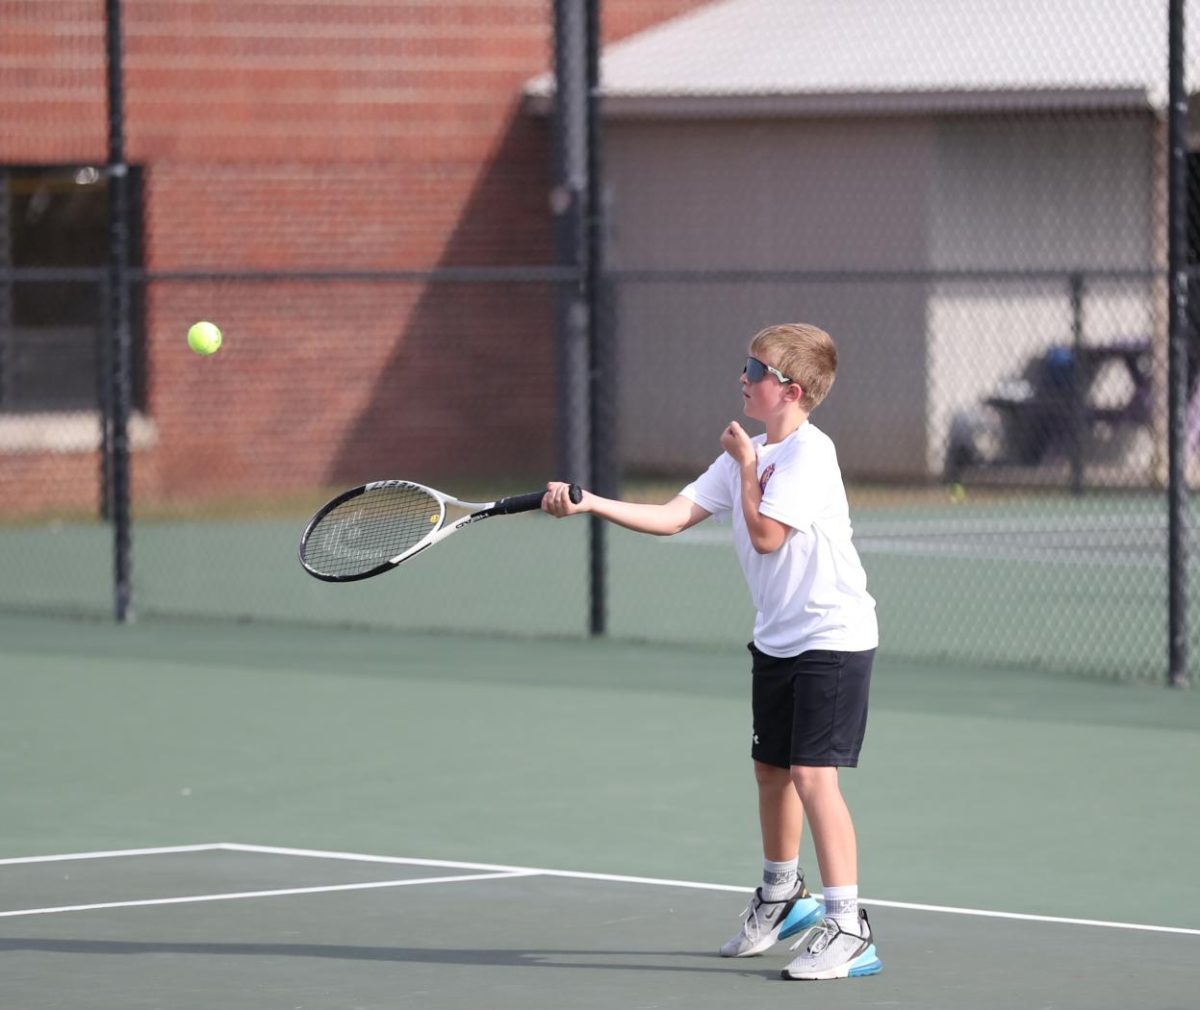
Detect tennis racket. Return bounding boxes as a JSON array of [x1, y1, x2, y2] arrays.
[[298, 480, 582, 582]]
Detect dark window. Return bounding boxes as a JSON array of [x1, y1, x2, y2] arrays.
[[0, 165, 145, 413]]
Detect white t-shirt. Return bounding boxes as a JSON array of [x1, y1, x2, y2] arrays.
[[680, 422, 878, 657]]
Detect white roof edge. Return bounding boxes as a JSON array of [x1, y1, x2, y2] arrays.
[[522, 0, 1191, 121], [523, 87, 1156, 120]]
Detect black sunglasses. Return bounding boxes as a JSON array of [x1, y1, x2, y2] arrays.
[[743, 356, 792, 384]]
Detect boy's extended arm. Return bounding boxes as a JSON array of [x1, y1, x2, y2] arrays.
[[542, 482, 709, 535]]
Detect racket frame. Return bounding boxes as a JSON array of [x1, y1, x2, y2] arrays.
[[298, 479, 577, 582]]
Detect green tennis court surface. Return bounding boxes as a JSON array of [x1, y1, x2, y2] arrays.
[[0, 488, 1189, 678], [2, 613, 1198, 1008], [2, 845, 1195, 1010]]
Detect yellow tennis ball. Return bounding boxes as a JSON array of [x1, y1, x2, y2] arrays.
[[187, 321, 222, 356]]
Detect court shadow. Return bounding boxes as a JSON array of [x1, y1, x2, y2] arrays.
[[0, 937, 776, 979]]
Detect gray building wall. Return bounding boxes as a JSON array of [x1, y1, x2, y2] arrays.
[[604, 111, 1160, 480], [926, 114, 1159, 473]]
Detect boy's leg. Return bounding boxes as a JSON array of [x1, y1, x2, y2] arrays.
[[753, 761, 823, 937], [756, 759, 803, 862], [747, 645, 807, 866], [789, 765, 856, 890], [785, 648, 873, 903], [720, 645, 826, 959], [781, 649, 881, 980], [718, 765, 824, 957]]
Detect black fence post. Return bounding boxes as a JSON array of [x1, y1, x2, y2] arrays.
[[584, 0, 612, 638], [105, 0, 134, 623], [552, 0, 591, 490], [1167, 0, 1190, 687]]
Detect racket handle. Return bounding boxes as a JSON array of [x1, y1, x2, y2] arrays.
[[491, 484, 583, 515]]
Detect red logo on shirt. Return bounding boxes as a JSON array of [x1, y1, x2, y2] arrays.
[[758, 463, 775, 493]]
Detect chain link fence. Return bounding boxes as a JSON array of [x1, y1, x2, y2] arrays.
[[592, 1, 1191, 680], [1, 0, 1196, 682]]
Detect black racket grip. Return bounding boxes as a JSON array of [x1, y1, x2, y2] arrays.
[[492, 483, 582, 515]]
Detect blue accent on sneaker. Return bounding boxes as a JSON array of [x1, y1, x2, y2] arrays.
[[847, 944, 882, 977], [778, 896, 824, 940]]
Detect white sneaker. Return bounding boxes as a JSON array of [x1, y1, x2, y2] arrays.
[[780, 909, 882, 980], [718, 882, 824, 958]]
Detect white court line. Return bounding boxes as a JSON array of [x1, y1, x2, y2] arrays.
[[223, 843, 1200, 938], [0, 843, 224, 866], [3, 842, 1199, 937], [220, 842, 751, 892], [0, 870, 538, 919]]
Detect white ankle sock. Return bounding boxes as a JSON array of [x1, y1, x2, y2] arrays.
[[761, 858, 799, 901], [822, 884, 859, 932]]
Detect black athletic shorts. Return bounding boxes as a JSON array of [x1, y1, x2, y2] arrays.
[[748, 643, 875, 769]]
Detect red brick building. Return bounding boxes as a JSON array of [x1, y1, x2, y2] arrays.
[[2, 0, 710, 516]]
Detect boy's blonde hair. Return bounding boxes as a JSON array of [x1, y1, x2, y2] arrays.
[[749, 323, 838, 412]]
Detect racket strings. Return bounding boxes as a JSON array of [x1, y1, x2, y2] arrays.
[[303, 485, 444, 578]]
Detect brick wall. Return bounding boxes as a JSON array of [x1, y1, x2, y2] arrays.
[[1, 0, 713, 515]]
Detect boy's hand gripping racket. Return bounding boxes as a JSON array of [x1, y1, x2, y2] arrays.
[[298, 480, 582, 582]]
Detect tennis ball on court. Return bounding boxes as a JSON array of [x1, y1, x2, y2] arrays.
[[948, 482, 967, 502], [187, 321, 222, 356]]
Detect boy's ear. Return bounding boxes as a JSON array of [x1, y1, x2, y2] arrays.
[[785, 382, 803, 402]]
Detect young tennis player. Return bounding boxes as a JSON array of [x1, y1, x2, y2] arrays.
[[542, 322, 880, 980]]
